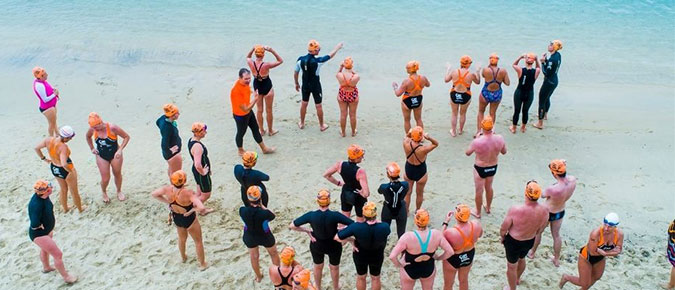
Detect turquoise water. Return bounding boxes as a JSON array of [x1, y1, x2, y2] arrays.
[[2, 0, 674, 86]]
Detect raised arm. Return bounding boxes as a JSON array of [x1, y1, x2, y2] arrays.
[[534, 57, 541, 79], [327, 42, 344, 59], [444, 64, 453, 83], [323, 161, 343, 187], [267, 47, 284, 68], [512, 55, 524, 79], [151, 186, 170, 204], [423, 133, 439, 152]]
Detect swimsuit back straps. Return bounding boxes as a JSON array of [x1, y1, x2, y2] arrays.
[[454, 223, 474, 250], [170, 188, 191, 209], [407, 75, 422, 94], [406, 141, 423, 163], [487, 67, 501, 85], [413, 230, 432, 253], [455, 69, 471, 88], [254, 61, 264, 79], [276, 265, 294, 287], [340, 72, 355, 88]]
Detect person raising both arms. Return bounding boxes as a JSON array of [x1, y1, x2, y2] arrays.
[[393, 61, 430, 133], [187, 122, 214, 214], [534, 40, 563, 130], [156, 103, 182, 176], [510, 53, 540, 134], [247, 45, 283, 136], [336, 57, 361, 137], [86, 112, 130, 203], [294, 40, 343, 131], [445, 56, 481, 137], [476, 54, 510, 137], [32, 67, 60, 137], [231, 68, 276, 156], [465, 116, 506, 218], [403, 126, 439, 214]]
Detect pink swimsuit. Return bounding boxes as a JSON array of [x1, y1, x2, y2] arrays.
[[33, 79, 58, 112]]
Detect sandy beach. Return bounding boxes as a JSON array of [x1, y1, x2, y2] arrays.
[[1, 1, 674, 289]]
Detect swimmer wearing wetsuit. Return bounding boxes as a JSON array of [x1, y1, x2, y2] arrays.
[[378, 162, 409, 238], [151, 170, 208, 270], [269, 246, 303, 290], [290, 189, 353, 290], [156, 103, 182, 176], [27, 180, 77, 284], [294, 40, 343, 131], [510, 53, 541, 134], [476, 54, 510, 137], [35, 126, 85, 213], [335, 202, 391, 290], [247, 45, 283, 136], [86, 112, 130, 203], [187, 122, 214, 214], [393, 61, 431, 133], [559, 213, 624, 290], [231, 68, 276, 156], [32, 67, 60, 137], [499, 181, 549, 290], [534, 40, 563, 129], [441, 204, 483, 290], [528, 159, 576, 267], [240, 185, 280, 282], [323, 144, 370, 221], [445, 56, 481, 137], [336, 57, 361, 137], [390, 209, 454, 290], [403, 126, 439, 214], [234, 151, 270, 207], [465, 116, 506, 218]]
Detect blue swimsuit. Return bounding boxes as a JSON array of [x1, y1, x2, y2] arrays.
[[481, 67, 503, 103]]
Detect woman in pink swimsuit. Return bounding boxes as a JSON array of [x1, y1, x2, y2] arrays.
[[336, 57, 360, 137], [32, 67, 60, 137]]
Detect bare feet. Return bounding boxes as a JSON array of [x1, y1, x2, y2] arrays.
[[340, 131, 346, 137], [470, 209, 481, 219], [661, 283, 675, 289], [533, 122, 543, 129], [483, 205, 491, 214], [259, 129, 266, 136], [64, 275, 78, 284], [77, 205, 87, 213], [117, 192, 126, 201], [320, 124, 329, 132], [503, 286, 511, 290], [551, 256, 560, 267], [509, 125, 516, 134], [255, 273, 264, 283], [262, 147, 276, 154], [527, 250, 536, 259], [102, 192, 110, 204], [199, 263, 209, 271], [42, 266, 56, 273], [558, 275, 568, 289], [351, 129, 357, 137], [181, 254, 187, 263], [200, 208, 215, 216], [297, 121, 305, 129], [268, 129, 279, 136], [520, 125, 526, 133], [458, 128, 464, 135], [450, 128, 457, 137]]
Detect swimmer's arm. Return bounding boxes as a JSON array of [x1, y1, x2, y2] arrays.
[[59, 147, 70, 173], [534, 57, 541, 79], [294, 70, 300, 91], [476, 221, 484, 238], [151, 187, 170, 204], [246, 47, 254, 60], [34, 82, 57, 103], [240, 93, 260, 113], [499, 208, 514, 242], [334, 226, 354, 243], [503, 70, 511, 86], [258, 170, 270, 181], [392, 80, 406, 97], [160, 122, 171, 151], [356, 169, 370, 198], [465, 142, 475, 156], [327, 42, 343, 59], [444, 65, 452, 83], [267, 47, 283, 67], [192, 145, 206, 175], [424, 76, 430, 87], [424, 134, 439, 151], [85, 128, 95, 150], [389, 238, 407, 267], [34, 139, 49, 161], [500, 138, 507, 155], [111, 125, 130, 151], [435, 232, 454, 260], [604, 232, 623, 256], [473, 67, 481, 84], [323, 161, 343, 186], [512, 55, 523, 78], [586, 231, 600, 256], [190, 192, 206, 212], [29, 203, 43, 230]]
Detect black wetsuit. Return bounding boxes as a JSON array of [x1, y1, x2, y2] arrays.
[[28, 193, 55, 241], [378, 181, 409, 238], [337, 221, 391, 276], [538, 51, 561, 120], [239, 206, 276, 248], [234, 164, 269, 207], [156, 115, 181, 160], [339, 161, 366, 217], [188, 138, 212, 193], [293, 209, 354, 265], [252, 61, 273, 95], [296, 53, 331, 104], [512, 67, 536, 126]]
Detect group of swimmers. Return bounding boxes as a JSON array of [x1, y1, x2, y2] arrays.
[[25, 39, 670, 289]]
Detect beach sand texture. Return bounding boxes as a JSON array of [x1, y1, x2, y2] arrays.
[[0, 1, 673, 289]]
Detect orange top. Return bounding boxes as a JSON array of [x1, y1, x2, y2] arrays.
[[93, 123, 118, 141], [404, 75, 423, 99], [47, 137, 73, 170], [452, 223, 475, 252], [339, 72, 356, 89], [581, 226, 618, 259], [452, 69, 472, 95], [230, 81, 251, 116]]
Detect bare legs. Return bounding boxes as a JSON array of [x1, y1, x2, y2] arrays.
[[33, 233, 77, 283], [402, 174, 429, 215], [249, 245, 279, 282], [42, 107, 58, 137], [664, 266, 675, 289], [256, 90, 278, 136], [299, 101, 328, 131], [338, 100, 348, 137], [314, 262, 341, 290], [55, 178, 69, 212], [96, 155, 125, 203], [477, 96, 499, 136], [450, 100, 470, 137], [504, 258, 527, 290], [443, 260, 472, 290], [471, 170, 494, 218], [401, 102, 424, 133], [400, 266, 436, 290], [559, 255, 605, 289], [529, 219, 563, 266], [349, 100, 358, 136], [65, 168, 84, 212], [167, 154, 182, 177], [177, 220, 208, 270]]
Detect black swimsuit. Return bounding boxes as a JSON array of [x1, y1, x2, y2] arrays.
[[403, 230, 435, 279], [253, 61, 273, 95], [405, 142, 427, 181], [340, 161, 366, 217], [170, 191, 196, 229], [95, 123, 118, 162], [274, 266, 295, 289]]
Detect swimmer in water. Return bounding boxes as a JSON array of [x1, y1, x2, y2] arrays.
[[465, 116, 506, 218], [559, 213, 624, 289], [234, 151, 271, 207], [32, 67, 60, 137], [27, 180, 78, 284], [294, 40, 344, 131], [269, 246, 304, 290], [476, 54, 510, 137], [445, 56, 481, 137], [156, 103, 182, 176], [85, 112, 130, 203], [528, 159, 577, 267], [323, 144, 370, 222], [441, 204, 483, 290], [240, 185, 280, 282], [247, 45, 283, 136], [393, 61, 431, 133], [510, 53, 541, 134], [151, 170, 208, 270], [187, 122, 214, 214], [231, 68, 276, 156], [534, 40, 563, 130], [403, 126, 439, 214], [378, 162, 409, 238], [35, 126, 85, 213], [389, 208, 454, 290], [336, 57, 361, 137]]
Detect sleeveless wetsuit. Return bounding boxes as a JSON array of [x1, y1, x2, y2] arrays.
[[188, 138, 212, 193]]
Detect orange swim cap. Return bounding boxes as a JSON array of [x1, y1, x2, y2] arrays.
[[254, 45, 265, 57], [347, 144, 364, 160], [343, 57, 353, 69], [481, 115, 494, 131], [280, 246, 295, 265], [242, 151, 258, 167], [33, 179, 51, 193], [525, 180, 541, 200], [551, 40, 563, 51], [32, 66, 45, 78], [406, 61, 419, 74], [455, 204, 471, 223], [409, 126, 424, 142], [88, 112, 103, 128], [316, 189, 331, 207], [308, 40, 320, 52], [549, 159, 567, 175], [415, 208, 430, 227], [489, 53, 499, 65], [527, 53, 537, 60], [460, 55, 472, 68], [191, 122, 206, 134], [170, 170, 187, 187], [362, 202, 377, 218], [247, 185, 262, 202], [386, 162, 401, 179], [293, 269, 312, 288], [163, 103, 179, 117]]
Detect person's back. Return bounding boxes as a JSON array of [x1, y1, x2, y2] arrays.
[[508, 202, 548, 240], [451, 68, 474, 93], [445, 220, 482, 253], [350, 222, 391, 251], [472, 133, 505, 166], [545, 175, 576, 213], [482, 65, 507, 91], [239, 206, 274, 235]]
